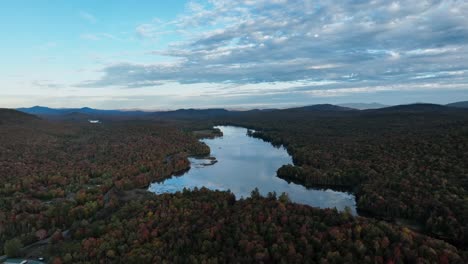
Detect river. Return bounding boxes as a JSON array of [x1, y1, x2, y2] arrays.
[[149, 126, 356, 214]]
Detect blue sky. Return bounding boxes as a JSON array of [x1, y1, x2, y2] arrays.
[[1, 0, 468, 109]]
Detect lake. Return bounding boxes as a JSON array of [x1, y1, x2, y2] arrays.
[[149, 126, 356, 214]]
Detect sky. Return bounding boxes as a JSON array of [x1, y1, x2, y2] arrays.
[[1, 0, 468, 110]]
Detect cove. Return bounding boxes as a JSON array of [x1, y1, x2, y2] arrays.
[[149, 126, 356, 214]]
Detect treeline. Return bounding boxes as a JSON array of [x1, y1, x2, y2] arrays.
[[47, 188, 465, 263], [218, 109, 468, 247]]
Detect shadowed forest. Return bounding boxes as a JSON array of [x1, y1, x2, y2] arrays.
[[1, 104, 468, 263]]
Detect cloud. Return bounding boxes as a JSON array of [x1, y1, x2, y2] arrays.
[[79, 0, 468, 96], [136, 24, 156, 38], [79, 11, 97, 24], [80, 33, 117, 41], [135, 19, 177, 39], [31, 80, 63, 89]]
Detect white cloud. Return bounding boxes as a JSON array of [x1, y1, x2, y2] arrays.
[[79, 11, 97, 24], [76, 0, 468, 102], [136, 24, 157, 38]]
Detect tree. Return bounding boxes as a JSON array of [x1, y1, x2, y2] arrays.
[[279, 192, 290, 203], [4, 238, 23, 257], [251, 188, 261, 199]]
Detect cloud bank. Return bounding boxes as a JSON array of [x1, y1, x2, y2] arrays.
[[80, 0, 468, 99]]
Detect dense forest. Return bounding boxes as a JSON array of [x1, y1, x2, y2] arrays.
[[1, 106, 468, 263], [48, 188, 465, 263], [215, 105, 468, 248], [0, 111, 209, 259]]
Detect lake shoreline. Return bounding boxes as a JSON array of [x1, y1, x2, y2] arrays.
[[149, 125, 357, 213], [231, 125, 467, 249]]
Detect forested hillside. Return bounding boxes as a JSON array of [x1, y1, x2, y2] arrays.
[[218, 106, 468, 247], [49, 189, 465, 263], [0, 110, 208, 257], [1, 108, 467, 263]]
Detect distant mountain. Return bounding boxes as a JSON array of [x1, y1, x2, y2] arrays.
[[0, 108, 40, 124], [147, 104, 355, 119], [286, 104, 355, 112], [155, 108, 233, 119], [368, 103, 452, 113], [338, 103, 388, 110], [17, 106, 64, 115], [17, 102, 467, 121], [17, 106, 149, 117], [17, 106, 235, 120], [446, 101, 468, 108], [17, 104, 357, 120]]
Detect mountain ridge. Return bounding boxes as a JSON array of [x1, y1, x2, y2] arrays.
[[446, 101, 468, 108], [338, 103, 389, 110], [15, 102, 468, 119]]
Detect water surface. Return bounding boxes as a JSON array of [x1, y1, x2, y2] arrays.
[[149, 126, 356, 213]]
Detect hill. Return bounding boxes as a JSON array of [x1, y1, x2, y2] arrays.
[[338, 103, 388, 110], [16, 103, 468, 124], [0, 108, 40, 125], [447, 101, 468, 108], [152, 104, 356, 120], [284, 104, 355, 112], [17, 106, 149, 117], [155, 108, 234, 119], [16, 106, 64, 115], [366, 103, 453, 113]]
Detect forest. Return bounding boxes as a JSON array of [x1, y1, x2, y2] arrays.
[[214, 105, 468, 248], [1, 106, 468, 263], [0, 111, 209, 260], [48, 188, 464, 263]]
